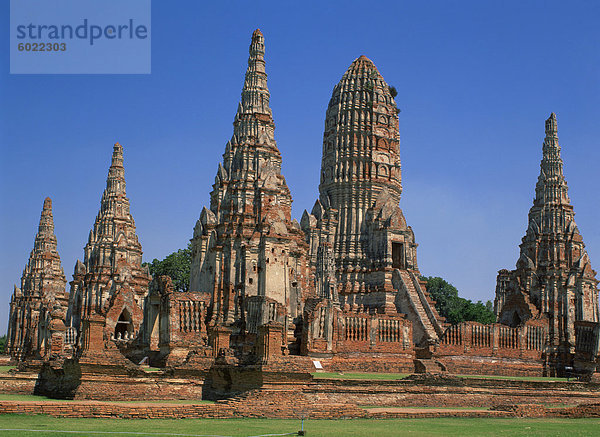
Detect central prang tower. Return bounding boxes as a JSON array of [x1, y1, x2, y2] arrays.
[[302, 56, 444, 346]]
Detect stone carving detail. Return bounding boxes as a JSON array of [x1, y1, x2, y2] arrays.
[[6, 198, 69, 360]]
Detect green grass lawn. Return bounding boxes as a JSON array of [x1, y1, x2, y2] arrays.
[[0, 366, 15, 374], [0, 415, 598, 436]]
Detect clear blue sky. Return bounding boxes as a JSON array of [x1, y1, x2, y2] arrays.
[[1, 1, 599, 334]]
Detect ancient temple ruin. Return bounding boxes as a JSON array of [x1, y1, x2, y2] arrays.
[[4, 31, 599, 385], [5, 198, 69, 360]]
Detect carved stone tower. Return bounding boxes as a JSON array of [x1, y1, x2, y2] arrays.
[[68, 143, 151, 353], [6, 198, 68, 360], [495, 113, 599, 362], [189, 30, 313, 353], [302, 56, 444, 345]]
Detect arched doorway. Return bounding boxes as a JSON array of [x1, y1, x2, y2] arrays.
[[511, 311, 522, 328], [114, 309, 133, 339]]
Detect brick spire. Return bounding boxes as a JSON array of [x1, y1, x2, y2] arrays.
[[534, 112, 570, 207], [105, 142, 126, 197], [24, 197, 66, 297], [70, 143, 149, 323], [84, 142, 138, 275], [6, 197, 68, 359], [36, 198, 56, 245], [495, 113, 599, 358], [190, 30, 311, 338], [231, 28, 276, 148]]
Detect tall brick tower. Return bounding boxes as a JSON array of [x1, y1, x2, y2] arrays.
[[6, 198, 68, 360], [189, 30, 312, 352], [302, 56, 444, 346], [68, 143, 150, 354], [495, 113, 599, 367]]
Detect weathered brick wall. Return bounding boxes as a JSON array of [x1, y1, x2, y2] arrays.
[[304, 375, 600, 408], [32, 361, 207, 401], [437, 321, 547, 360], [1, 398, 600, 419], [317, 352, 415, 373], [0, 373, 37, 394], [435, 355, 546, 377]]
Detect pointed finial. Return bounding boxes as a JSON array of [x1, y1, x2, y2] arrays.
[[111, 142, 124, 168], [38, 196, 55, 235], [354, 55, 374, 65], [249, 29, 265, 59], [545, 113, 557, 137]]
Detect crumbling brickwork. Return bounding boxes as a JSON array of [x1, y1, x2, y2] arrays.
[[67, 143, 151, 359], [5, 198, 69, 361], [187, 30, 313, 360]]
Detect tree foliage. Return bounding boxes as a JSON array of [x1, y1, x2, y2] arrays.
[[422, 276, 496, 325], [144, 243, 192, 292], [0, 335, 6, 355]]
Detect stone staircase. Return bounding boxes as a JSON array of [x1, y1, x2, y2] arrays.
[[399, 270, 440, 342]]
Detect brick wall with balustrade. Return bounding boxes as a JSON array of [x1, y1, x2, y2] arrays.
[[437, 320, 548, 360]]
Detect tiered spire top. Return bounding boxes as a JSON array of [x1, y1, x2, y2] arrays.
[[30, 196, 61, 258], [232, 29, 275, 145], [104, 143, 126, 198], [84, 142, 143, 274], [36, 197, 55, 242], [23, 197, 66, 296], [535, 113, 569, 206], [545, 112, 558, 136]]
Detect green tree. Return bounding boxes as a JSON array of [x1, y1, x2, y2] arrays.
[[144, 243, 192, 292], [422, 276, 496, 325], [0, 335, 6, 355]]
